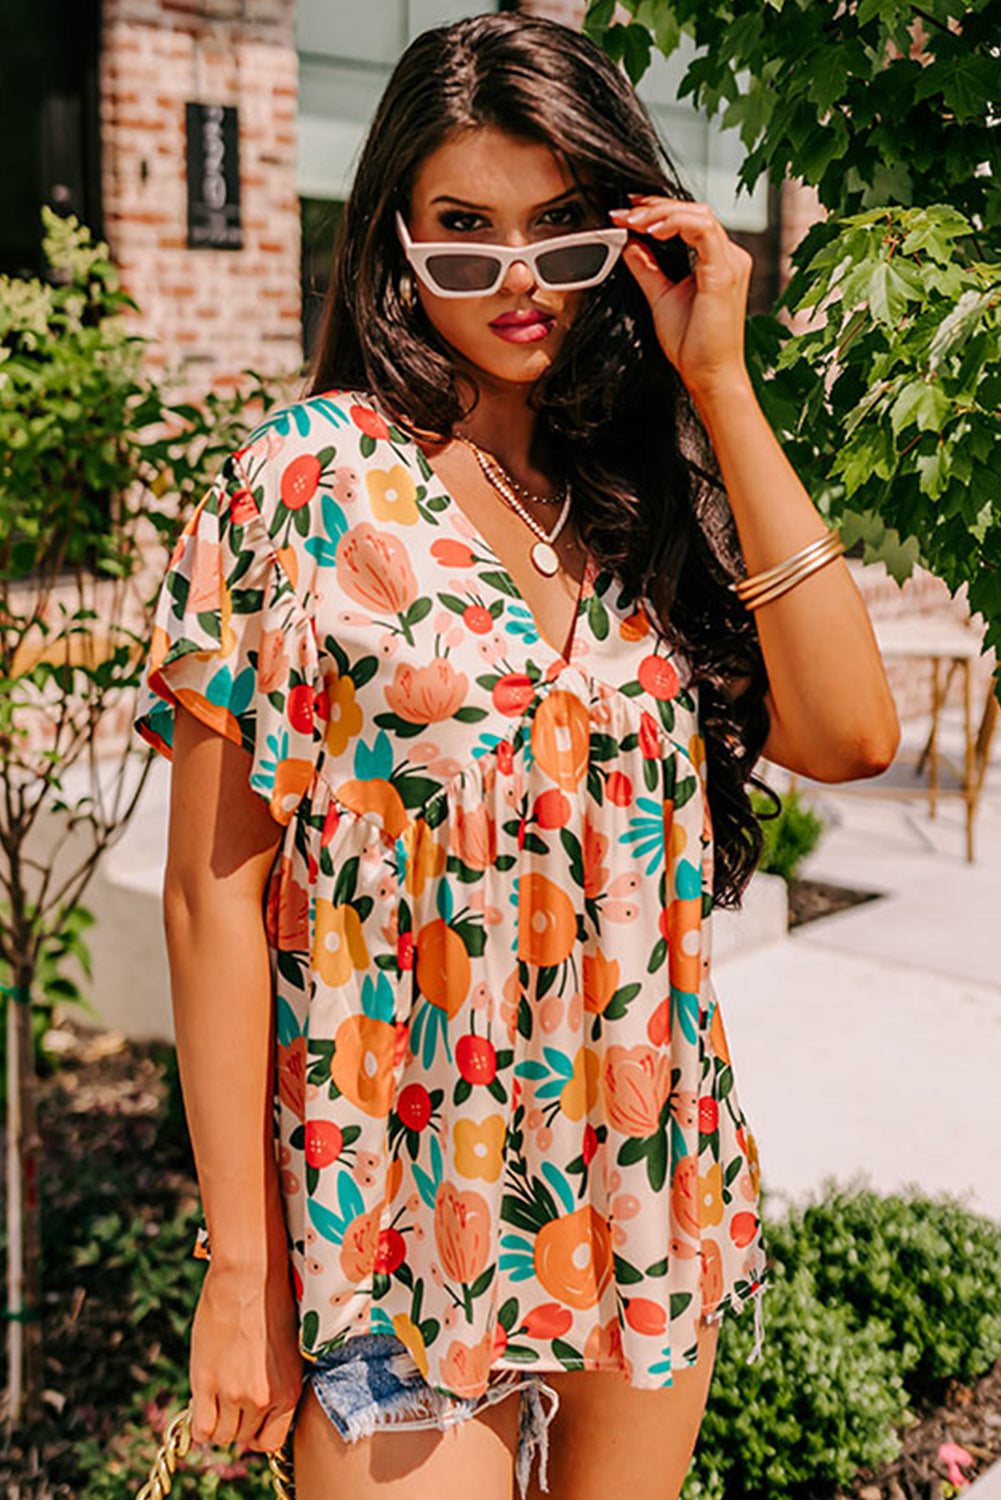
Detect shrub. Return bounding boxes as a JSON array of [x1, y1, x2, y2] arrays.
[[764, 1176, 1001, 1399], [683, 1265, 911, 1500], [751, 784, 825, 883]]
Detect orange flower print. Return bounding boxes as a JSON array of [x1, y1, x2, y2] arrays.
[[330, 1013, 397, 1117], [619, 606, 651, 642], [256, 628, 290, 696], [433, 1181, 491, 1284], [709, 998, 732, 1066], [534, 1205, 613, 1310], [745, 1127, 761, 1195], [583, 1314, 624, 1370], [559, 1046, 600, 1122], [440, 1326, 494, 1397], [453, 1114, 506, 1182], [277, 1035, 306, 1118], [402, 818, 447, 899], [452, 802, 496, 871], [671, 1155, 701, 1239], [265, 857, 310, 952], [385, 657, 469, 724], [601, 1045, 671, 1137], [337, 522, 417, 616], [324, 670, 364, 757], [187, 537, 223, 615], [665, 895, 702, 995], [313, 900, 369, 988], [699, 1163, 724, 1228], [530, 690, 590, 791], [517, 873, 577, 968], [340, 1204, 381, 1282], [392, 1312, 429, 1378], [583, 947, 619, 1015], [415, 918, 470, 1019], [582, 818, 610, 899], [366, 464, 419, 525], [700, 1237, 724, 1317], [349, 404, 390, 442], [334, 778, 407, 840]]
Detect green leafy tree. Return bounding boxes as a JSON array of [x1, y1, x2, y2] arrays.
[[0, 206, 287, 1430], [584, 0, 1001, 687]]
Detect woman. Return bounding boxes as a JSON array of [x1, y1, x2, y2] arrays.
[[134, 12, 899, 1500]]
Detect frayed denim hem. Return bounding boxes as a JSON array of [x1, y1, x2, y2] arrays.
[[304, 1334, 561, 1497]]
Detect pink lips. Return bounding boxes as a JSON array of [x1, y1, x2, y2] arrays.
[[489, 310, 555, 343]]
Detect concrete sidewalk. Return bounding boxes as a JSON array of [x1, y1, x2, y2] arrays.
[[714, 701, 1001, 1228]]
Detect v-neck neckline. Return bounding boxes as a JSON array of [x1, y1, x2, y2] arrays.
[[409, 430, 593, 670], [428, 449, 592, 668]]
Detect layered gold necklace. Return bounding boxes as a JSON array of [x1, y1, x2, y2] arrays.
[[453, 433, 571, 577]]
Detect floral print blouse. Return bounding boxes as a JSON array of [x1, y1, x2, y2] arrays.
[[133, 387, 771, 1400]]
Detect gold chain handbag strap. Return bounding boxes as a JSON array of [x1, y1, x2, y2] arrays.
[[135, 1400, 296, 1500]]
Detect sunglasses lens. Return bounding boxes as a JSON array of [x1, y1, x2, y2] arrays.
[[536, 242, 611, 285], [425, 253, 501, 292]]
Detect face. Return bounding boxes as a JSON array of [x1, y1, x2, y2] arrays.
[[405, 126, 605, 391]]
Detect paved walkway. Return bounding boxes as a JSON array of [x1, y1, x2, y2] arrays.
[[714, 702, 1001, 1228]]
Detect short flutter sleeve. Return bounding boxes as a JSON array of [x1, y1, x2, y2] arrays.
[[133, 452, 322, 827]]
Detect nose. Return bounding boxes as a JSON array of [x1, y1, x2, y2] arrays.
[[500, 258, 536, 295]]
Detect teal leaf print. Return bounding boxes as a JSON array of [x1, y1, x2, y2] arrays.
[[543, 1047, 574, 1078], [361, 968, 395, 1024], [675, 857, 702, 901], [540, 1161, 576, 1216], [504, 602, 540, 644], [619, 796, 666, 876], [250, 725, 290, 801], [275, 995, 302, 1046], [338, 1168, 365, 1225], [304, 532, 342, 569], [207, 662, 255, 718], [355, 729, 394, 782], [320, 492, 349, 543], [436, 880, 454, 924], [673, 985, 700, 1046], [308, 1194, 351, 1245]]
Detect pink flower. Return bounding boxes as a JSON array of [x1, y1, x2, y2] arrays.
[[601, 1045, 671, 1137], [385, 657, 469, 724], [336, 522, 418, 615]]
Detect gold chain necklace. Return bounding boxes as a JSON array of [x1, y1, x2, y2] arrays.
[[453, 434, 572, 577]]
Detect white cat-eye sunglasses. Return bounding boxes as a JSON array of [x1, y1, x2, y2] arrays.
[[395, 210, 628, 297]]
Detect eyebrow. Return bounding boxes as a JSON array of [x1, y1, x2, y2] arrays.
[[429, 187, 582, 210]]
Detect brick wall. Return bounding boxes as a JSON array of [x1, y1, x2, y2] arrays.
[[100, 0, 302, 401]]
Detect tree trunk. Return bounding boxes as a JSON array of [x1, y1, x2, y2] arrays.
[[4, 979, 44, 1433]]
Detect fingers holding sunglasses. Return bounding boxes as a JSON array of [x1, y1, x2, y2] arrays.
[[610, 198, 753, 401]]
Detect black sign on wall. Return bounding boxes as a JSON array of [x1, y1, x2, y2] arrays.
[[185, 102, 242, 250]]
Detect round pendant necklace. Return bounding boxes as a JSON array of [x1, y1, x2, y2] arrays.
[[453, 434, 572, 577]]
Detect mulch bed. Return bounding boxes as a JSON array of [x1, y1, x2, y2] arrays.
[[837, 1360, 1001, 1498], [2, 873, 999, 1497], [787, 875, 884, 929]]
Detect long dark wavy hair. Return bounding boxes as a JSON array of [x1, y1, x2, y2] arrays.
[[303, 11, 777, 911]]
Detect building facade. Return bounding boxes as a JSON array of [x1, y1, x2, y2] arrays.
[[2, 0, 991, 723]]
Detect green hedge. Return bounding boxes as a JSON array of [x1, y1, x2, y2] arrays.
[[683, 1177, 1001, 1499]]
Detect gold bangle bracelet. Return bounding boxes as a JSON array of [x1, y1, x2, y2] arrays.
[[739, 536, 846, 611], [730, 529, 842, 601], [737, 531, 844, 606]]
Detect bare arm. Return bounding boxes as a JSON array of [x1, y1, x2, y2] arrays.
[[693, 377, 901, 783], [163, 703, 302, 1450]]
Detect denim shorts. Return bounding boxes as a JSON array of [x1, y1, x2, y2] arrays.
[[294, 1331, 561, 1498]]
